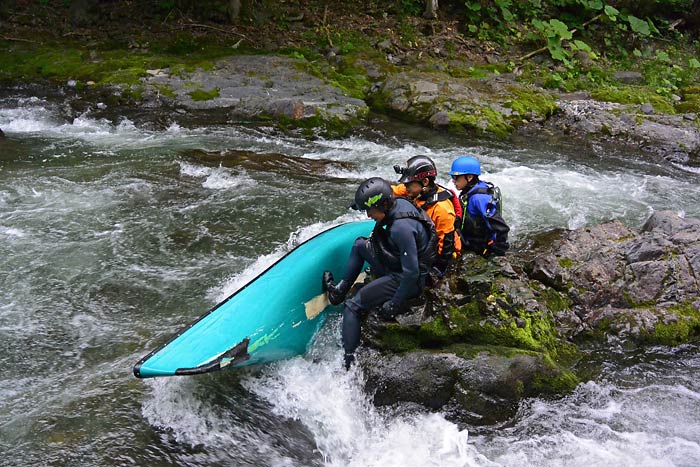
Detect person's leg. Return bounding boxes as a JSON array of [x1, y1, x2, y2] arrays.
[[325, 237, 385, 305], [341, 237, 386, 282], [341, 274, 400, 368]]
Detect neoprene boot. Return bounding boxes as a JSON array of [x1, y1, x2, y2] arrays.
[[322, 271, 349, 306]]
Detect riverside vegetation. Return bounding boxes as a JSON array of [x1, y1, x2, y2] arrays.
[[2, 0, 699, 425]]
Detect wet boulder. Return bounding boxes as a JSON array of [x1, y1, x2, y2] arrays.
[[367, 72, 557, 137], [544, 98, 700, 165], [526, 211, 700, 344], [140, 55, 369, 136], [358, 254, 579, 425], [361, 346, 576, 426]]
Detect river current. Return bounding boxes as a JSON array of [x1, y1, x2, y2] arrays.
[[1, 95, 699, 466]]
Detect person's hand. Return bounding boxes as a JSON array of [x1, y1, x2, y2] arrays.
[[482, 240, 509, 257]]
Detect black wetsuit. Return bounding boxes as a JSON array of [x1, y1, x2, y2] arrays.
[[340, 198, 435, 357]]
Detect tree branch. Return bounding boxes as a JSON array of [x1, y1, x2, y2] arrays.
[[518, 13, 603, 62]]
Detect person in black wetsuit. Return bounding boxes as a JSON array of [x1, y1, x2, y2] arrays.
[[322, 177, 437, 370]]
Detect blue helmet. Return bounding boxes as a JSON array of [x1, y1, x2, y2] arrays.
[[448, 156, 481, 176]]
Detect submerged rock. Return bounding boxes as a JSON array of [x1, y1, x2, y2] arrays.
[[183, 149, 353, 179]]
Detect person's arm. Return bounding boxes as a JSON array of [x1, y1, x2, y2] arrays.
[[473, 196, 510, 256], [388, 220, 420, 304], [430, 203, 459, 271], [472, 196, 498, 243]]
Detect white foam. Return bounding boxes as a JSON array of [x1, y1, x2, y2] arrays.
[[209, 214, 364, 303], [244, 350, 491, 467], [0, 226, 27, 238], [178, 161, 255, 190]]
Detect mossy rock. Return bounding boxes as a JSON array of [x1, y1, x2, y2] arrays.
[[675, 96, 700, 114], [641, 303, 700, 346], [591, 85, 675, 114], [188, 87, 221, 101], [447, 107, 513, 137], [504, 84, 558, 119]]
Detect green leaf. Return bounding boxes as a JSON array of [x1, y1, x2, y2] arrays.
[[604, 4, 619, 20], [572, 40, 592, 52], [689, 58, 700, 69], [547, 37, 569, 62], [633, 49, 642, 57], [628, 15, 651, 36], [648, 19, 660, 35], [532, 18, 546, 32], [656, 50, 670, 62], [549, 19, 573, 40], [500, 6, 514, 22], [584, 0, 603, 10]]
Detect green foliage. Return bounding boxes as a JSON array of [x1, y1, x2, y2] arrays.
[[397, 0, 423, 16]]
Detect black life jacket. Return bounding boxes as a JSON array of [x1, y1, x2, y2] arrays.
[[371, 200, 438, 274], [460, 182, 506, 239]]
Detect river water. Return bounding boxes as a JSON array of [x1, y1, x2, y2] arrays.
[[1, 94, 699, 467]]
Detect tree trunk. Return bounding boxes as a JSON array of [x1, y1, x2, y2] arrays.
[[424, 0, 438, 19], [229, 0, 241, 23]]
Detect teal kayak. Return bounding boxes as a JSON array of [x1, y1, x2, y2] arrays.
[[133, 220, 373, 378]]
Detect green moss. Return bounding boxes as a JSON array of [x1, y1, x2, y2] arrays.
[[188, 87, 220, 101], [646, 303, 700, 346], [446, 343, 540, 359], [531, 369, 580, 395], [504, 85, 558, 119], [153, 84, 177, 99], [293, 57, 371, 100], [447, 63, 508, 79], [447, 107, 513, 137], [540, 287, 571, 313], [557, 257, 574, 268], [271, 109, 364, 138], [591, 85, 675, 114], [378, 294, 571, 359], [0, 40, 229, 88], [675, 90, 700, 113]]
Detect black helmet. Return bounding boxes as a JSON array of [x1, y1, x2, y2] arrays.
[[350, 177, 394, 212], [395, 155, 437, 184]]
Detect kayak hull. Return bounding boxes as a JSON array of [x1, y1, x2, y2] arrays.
[[133, 220, 373, 378]]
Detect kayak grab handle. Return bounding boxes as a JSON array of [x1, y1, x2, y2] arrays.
[[174, 337, 251, 376]]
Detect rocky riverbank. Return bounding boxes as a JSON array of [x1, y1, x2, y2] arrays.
[[11, 48, 697, 166], [356, 210, 700, 426]]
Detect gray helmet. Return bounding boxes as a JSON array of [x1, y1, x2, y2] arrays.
[[395, 155, 437, 184], [350, 177, 394, 211]]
